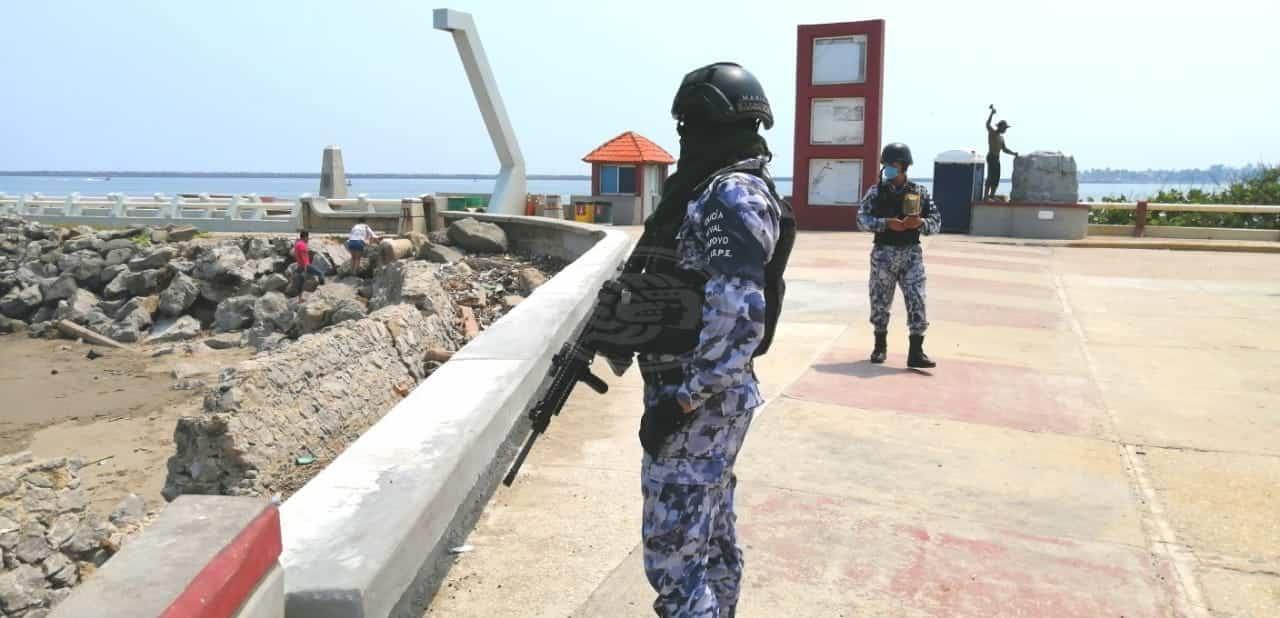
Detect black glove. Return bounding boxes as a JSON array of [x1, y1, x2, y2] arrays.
[[639, 397, 691, 457]]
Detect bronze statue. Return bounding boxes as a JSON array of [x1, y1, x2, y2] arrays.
[[984, 105, 1018, 200]]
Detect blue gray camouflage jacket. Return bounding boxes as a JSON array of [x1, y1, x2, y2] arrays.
[[669, 158, 782, 413]]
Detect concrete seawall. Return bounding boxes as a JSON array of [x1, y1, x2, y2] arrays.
[[278, 215, 630, 617]]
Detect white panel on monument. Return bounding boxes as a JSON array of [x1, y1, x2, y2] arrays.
[[812, 36, 867, 85], [808, 159, 863, 206], [810, 98, 865, 145]]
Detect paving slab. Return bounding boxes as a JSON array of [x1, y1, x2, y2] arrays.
[[788, 348, 1107, 437], [1141, 448, 1280, 566], [576, 488, 1174, 618], [1197, 566, 1280, 618], [422, 233, 1280, 617], [737, 398, 1144, 546]]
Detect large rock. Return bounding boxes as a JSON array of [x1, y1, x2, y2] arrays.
[[123, 294, 162, 318], [198, 279, 254, 304], [244, 326, 287, 353], [164, 304, 460, 498], [428, 230, 453, 246], [167, 227, 200, 242], [406, 231, 430, 256], [101, 227, 145, 242], [124, 268, 170, 297], [1010, 151, 1079, 204], [0, 286, 41, 320], [108, 303, 153, 343], [192, 245, 253, 283], [146, 315, 201, 344], [295, 298, 333, 335], [0, 315, 26, 334], [102, 238, 137, 253], [45, 551, 79, 588], [329, 298, 368, 326], [446, 218, 509, 253], [421, 243, 465, 264], [249, 257, 283, 278], [158, 272, 199, 317], [203, 333, 243, 350], [39, 275, 78, 305], [257, 273, 289, 294], [371, 260, 458, 324], [0, 563, 46, 614], [57, 252, 106, 287], [243, 238, 275, 260], [517, 267, 548, 293], [65, 235, 105, 254], [103, 247, 135, 268], [52, 289, 100, 325], [128, 246, 178, 271], [213, 295, 256, 332], [252, 292, 293, 334], [313, 242, 350, 276], [101, 269, 130, 300]]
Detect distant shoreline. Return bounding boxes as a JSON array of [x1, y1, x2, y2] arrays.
[[0, 171, 594, 181], [0, 171, 1237, 185]]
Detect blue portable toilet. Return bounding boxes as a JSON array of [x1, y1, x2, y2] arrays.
[[932, 150, 985, 233]]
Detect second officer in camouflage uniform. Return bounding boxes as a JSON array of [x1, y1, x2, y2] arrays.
[[630, 62, 790, 617], [857, 142, 940, 368]]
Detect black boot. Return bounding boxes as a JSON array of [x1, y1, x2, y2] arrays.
[[870, 332, 887, 364], [908, 335, 936, 369]]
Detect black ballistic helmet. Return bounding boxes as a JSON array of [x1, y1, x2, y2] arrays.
[[880, 142, 914, 166], [671, 62, 773, 130]]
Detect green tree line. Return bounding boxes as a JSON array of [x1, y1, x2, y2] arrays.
[[1088, 166, 1280, 229]]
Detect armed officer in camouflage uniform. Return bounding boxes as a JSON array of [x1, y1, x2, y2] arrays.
[[857, 142, 940, 369], [626, 62, 793, 617]]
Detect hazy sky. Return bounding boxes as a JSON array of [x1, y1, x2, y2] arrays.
[[3, 0, 1277, 175]]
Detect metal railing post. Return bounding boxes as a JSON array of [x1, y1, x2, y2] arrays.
[[1133, 200, 1149, 237]]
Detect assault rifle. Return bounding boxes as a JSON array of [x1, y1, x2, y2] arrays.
[[501, 280, 626, 486]]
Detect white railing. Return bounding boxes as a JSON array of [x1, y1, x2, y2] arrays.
[[0, 191, 298, 232]]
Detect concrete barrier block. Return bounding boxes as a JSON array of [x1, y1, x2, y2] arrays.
[[51, 496, 282, 618]]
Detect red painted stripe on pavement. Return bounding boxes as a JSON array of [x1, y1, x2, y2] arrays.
[[160, 505, 282, 618]]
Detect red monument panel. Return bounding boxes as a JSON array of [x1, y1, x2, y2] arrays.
[[791, 20, 885, 230]]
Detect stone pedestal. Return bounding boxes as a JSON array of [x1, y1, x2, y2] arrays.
[[319, 145, 347, 199], [1011, 151, 1078, 204]]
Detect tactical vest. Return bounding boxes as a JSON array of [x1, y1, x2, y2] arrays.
[[871, 180, 924, 246], [624, 163, 794, 360]]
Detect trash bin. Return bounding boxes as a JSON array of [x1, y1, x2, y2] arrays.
[[591, 201, 612, 224], [572, 202, 595, 223], [932, 150, 985, 233]]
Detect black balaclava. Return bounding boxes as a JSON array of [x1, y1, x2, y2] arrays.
[[628, 119, 770, 272]]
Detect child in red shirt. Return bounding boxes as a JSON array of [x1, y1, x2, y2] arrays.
[[293, 230, 326, 299]]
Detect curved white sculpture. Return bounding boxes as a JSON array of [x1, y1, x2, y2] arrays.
[[434, 9, 527, 216]]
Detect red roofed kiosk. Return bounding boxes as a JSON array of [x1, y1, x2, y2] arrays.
[[576, 131, 675, 225]]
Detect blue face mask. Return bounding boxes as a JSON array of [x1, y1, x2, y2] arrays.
[[883, 165, 900, 180]]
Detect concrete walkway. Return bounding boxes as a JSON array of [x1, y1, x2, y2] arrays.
[[425, 232, 1280, 617]]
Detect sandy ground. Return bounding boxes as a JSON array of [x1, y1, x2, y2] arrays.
[[0, 335, 251, 516]]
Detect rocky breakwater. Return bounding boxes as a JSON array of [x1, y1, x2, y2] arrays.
[[0, 453, 154, 618], [0, 215, 362, 346], [162, 217, 562, 499]]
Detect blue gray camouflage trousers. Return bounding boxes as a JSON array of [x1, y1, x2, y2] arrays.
[[641, 380, 760, 617], [869, 244, 929, 335]]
